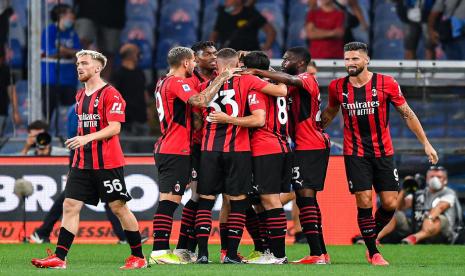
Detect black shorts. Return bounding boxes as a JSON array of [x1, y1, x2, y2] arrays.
[[198, 151, 252, 196], [344, 155, 400, 194], [65, 167, 131, 206], [292, 149, 330, 191], [155, 153, 191, 195], [253, 153, 292, 195], [190, 143, 201, 182]]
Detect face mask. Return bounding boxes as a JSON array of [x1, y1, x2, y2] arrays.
[[428, 176, 443, 191], [224, 5, 235, 14], [62, 19, 73, 30]]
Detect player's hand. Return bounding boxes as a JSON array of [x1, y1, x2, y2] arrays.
[[65, 135, 91, 150], [207, 111, 231, 124], [425, 143, 439, 164]]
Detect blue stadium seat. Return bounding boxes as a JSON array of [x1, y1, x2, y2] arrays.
[[8, 39, 24, 69], [422, 112, 447, 125], [155, 38, 196, 70], [160, 3, 199, 28], [288, 0, 309, 22], [161, 0, 201, 11], [286, 21, 307, 48], [425, 126, 446, 138], [11, 0, 28, 28], [159, 22, 197, 44], [389, 125, 402, 137], [201, 15, 217, 41], [257, 0, 285, 10], [121, 21, 155, 46], [125, 39, 153, 70], [256, 3, 285, 31], [447, 127, 465, 138], [126, 0, 157, 26]]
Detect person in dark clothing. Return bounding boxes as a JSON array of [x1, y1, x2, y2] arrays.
[[110, 43, 149, 139], [74, 0, 126, 79], [0, 49, 21, 136], [210, 0, 276, 51]]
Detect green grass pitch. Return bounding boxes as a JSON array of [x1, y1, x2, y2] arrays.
[[0, 244, 464, 275]]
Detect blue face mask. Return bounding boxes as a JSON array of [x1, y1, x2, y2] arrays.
[[62, 19, 73, 30], [224, 5, 235, 14]]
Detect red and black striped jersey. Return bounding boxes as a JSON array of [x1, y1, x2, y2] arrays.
[[153, 75, 198, 155], [328, 73, 406, 157], [185, 68, 217, 145], [200, 75, 268, 152], [248, 90, 291, 157], [72, 84, 126, 170], [288, 72, 330, 151]]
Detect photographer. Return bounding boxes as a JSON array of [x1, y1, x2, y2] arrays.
[[20, 120, 49, 155], [378, 166, 462, 244]]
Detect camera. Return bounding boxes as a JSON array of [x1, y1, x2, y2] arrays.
[[401, 173, 425, 193], [35, 132, 52, 150]]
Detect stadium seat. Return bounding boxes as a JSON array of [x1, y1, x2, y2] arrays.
[[119, 39, 153, 70], [121, 21, 155, 46], [155, 38, 196, 70], [159, 22, 198, 43], [160, 2, 199, 29], [161, 0, 201, 11], [286, 21, 307, 48], [10, 0, 27, 28], [256, 2, 285, 31], [424, 126, 446, 138], [126, 0, 157, 26], [422, 112, 447, 125], [8, 39, 24, 69], [389, 126, 402, 137], [288, 0, 309, 22], [447, 127, 465, 138]]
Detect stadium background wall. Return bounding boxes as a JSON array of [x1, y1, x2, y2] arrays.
[[0, 156, 364, 245]]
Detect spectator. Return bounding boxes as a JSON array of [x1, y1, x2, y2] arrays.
[[0, 3, 13, 50], [110, 43, 149, 138], [20, 120, 48, 155], [306, 0, 345, 59], [378, 166, 462, 244], [41, 4, 80, 123], [210, 0, 276, 51], [74, 0, 126, 79], [0, 48, 21, 137], [396, 0, 437, 59], [428, 0, 465, 60]]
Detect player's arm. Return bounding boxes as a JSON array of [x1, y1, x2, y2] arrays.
[[321, 106, 340, 129], [244, 68, 303, 89], [208, 109, 265, 128], [188, 69, 233, 107], [322, 80, 341, 129], [65, 121, 121, 150], [395, 103, 438, 164], [192, 110, 203, 131]]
